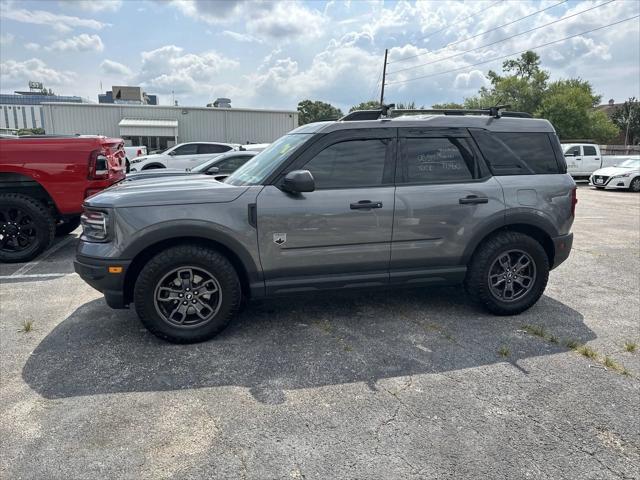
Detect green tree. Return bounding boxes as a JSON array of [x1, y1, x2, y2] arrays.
[[535, 79, 618, 142], [431, 102, 464, 109], [395, 101, 421, 109], [17, 128, 45, 136], [611, 97, 640, 145], [297, 100, 344, 125], [349, 100, 380, 112], [464, 51, 549, 113]]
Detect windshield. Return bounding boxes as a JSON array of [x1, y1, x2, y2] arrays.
[[225, 134, 312, 186], [618, 159, 640, 168]]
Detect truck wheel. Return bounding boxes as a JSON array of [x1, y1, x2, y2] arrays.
[[629, 177, 640, 192], [464, 231, 549, 316], [0, 193, 55, 263], [56, 216, 81, 236], [134, 244, 241, 343]]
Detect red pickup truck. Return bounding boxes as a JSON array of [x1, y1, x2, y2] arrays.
[[0, 135, 125, 263]]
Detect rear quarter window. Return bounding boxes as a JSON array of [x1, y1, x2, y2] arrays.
[[470, 130, 561, 175]]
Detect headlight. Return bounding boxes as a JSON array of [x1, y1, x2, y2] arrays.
[[131, 157, 146, 164], [81, 209, 109, 241]]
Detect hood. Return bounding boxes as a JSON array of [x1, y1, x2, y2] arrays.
[[85, 175, 249, 208], [592, 166, 638, 176], [124, 169, 187, 181]]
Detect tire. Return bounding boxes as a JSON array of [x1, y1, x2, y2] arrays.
[[629, 177, 640, 193], [55, 215, 81, 236], [125, 159, 131, 173], [464, 231, 549, 316], [142, 164, 164, 170], [0, 193, 55, 263], [134, 244, 241, 343]]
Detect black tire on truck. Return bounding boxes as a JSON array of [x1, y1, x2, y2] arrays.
[[55, 215, 81, 236], [464, 231, 549, 315], [0, 193, 56, 263], [134, 244, 242, 343]]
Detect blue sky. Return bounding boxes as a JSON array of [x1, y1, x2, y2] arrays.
[[1, 0, 639, 112]]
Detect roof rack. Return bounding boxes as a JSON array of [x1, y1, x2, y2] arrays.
[[339, 104, 532, 121]]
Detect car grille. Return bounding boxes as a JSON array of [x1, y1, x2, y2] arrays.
[[593, 175, 609, 185]]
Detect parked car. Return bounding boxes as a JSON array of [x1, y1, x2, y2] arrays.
[[129, 142, 239, 172], [561, 142, 639, 179], [589, 158, 640, 191], [125, 151, 258, 182], [240, 143, 270, 152], [123, 145, 148, 173], [75, 108, 576, 343], [0, 135, 125, 262]]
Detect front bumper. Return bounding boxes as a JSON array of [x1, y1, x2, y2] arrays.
[[589, 174, 632, 189], [551, 233, 573, 270], [74, 255, 131, 309]]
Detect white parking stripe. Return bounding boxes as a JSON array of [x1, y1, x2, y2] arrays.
[[10, 235, 75, 277], [0, 273, 76, 280]]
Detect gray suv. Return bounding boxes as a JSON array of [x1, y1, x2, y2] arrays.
[[75, 109, 576, 343]]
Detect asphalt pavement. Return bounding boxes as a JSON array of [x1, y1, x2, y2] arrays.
[[1, 185, 639, 479]]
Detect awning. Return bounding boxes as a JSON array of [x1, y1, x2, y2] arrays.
[[118, 118, 178, 137]]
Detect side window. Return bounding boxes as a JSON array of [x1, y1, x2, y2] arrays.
[[564, 146, 581, 156], [399, 137, 476, 183], [199, 144, 232, 154], [172, 144, 199, 155], [470, 130, 560, 175], [303, 139, 391, 189], [583, 145, 597, 156], [215, 155, 250, 173]]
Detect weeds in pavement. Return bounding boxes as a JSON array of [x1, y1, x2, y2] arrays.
[[577, 345, 597, 359], [498, 346, 510, 357], [624, 341, 637, 353], [18, 320, 33, 333]]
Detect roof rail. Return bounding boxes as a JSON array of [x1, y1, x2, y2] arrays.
[[340, 104, 533, 121]]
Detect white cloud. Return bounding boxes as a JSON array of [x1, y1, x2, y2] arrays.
[[222, 30, 262, 43], [453, 69, 489, 89], [0, 58, 76, 89], [166, 0, 326, 41], [2, 7, 108, 33], [63, 0, 123, 12], [47, 34, 104, 52], [100, 59, 133, 77], [0, 33, 14, 46], [24, 42, 41, 51], [137, 45, 240, 94]]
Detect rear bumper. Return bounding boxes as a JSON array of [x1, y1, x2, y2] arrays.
[[74, 255, 130, 309], [551, 233, 573, 270]]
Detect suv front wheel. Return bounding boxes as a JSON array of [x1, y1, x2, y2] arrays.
[[134, 245, 242, 343], [465, 232, 549, 315]]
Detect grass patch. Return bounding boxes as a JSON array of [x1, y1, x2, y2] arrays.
[[564, 339, 580, 350], [624, 341, 637, 353], [498, 346, 510, 357], [577, 345, 597, 359], [18, 320, 34, 333], [522, 324, 546, 338]]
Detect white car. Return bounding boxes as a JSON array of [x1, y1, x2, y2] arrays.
[[129, 142, 239, 171], [589, 158, 640, 192]]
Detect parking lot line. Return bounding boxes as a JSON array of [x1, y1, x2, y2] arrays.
[[10, 235, 76, 277], [0, 273, 76, 280]]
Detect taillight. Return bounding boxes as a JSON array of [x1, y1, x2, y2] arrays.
[[88, 149, 109, 179], [571, 187, 578, 217]]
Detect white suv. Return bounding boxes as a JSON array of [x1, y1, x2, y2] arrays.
[[129, 142, 239, 171]]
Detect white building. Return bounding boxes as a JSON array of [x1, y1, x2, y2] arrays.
[[41, 102, 299, 151]]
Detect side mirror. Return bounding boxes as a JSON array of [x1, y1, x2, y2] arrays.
[[206, 166, 220, 174], [282, 170, 315, 193], [168, 150, 176, 156], [564, 151, 576, 157]]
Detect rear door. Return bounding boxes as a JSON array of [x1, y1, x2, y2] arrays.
[[391, 128, 505, 283], [564, 145, 583, 176], [168, 143, 199, 169], [256, 129, 396, 294]]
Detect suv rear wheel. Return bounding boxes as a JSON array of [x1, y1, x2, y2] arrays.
[[465, 231, 549, 315], [0, 193, 55, 263], [134, 244, 241, 343]]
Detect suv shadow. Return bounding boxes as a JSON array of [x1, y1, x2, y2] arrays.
[[23, 287, 593, 404]]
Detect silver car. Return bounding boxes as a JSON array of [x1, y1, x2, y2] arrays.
[[75, 108, 576, 343]]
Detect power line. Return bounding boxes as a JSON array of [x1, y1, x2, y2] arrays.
[[388, 0, 568, 65], [385, 14, 640, 86], [411, 0, 504, 46], [387, 0, 615, 76]]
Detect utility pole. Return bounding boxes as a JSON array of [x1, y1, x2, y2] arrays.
[[380, 48, 388, 106]]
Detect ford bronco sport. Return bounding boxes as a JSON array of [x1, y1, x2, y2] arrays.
[[74, 108, 576, 343]]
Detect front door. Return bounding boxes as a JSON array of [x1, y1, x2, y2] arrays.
[[256, 130, 396, 295], [168, 143, 199, 169], [564, 145, 583, 176], [391, 128, 505, 284], [582, 144, 601, 174]]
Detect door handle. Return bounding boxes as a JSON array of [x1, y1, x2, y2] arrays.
[[350, 200, 383, 209], [459, 195, 489, 205], [575, 158, 582, 161]]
